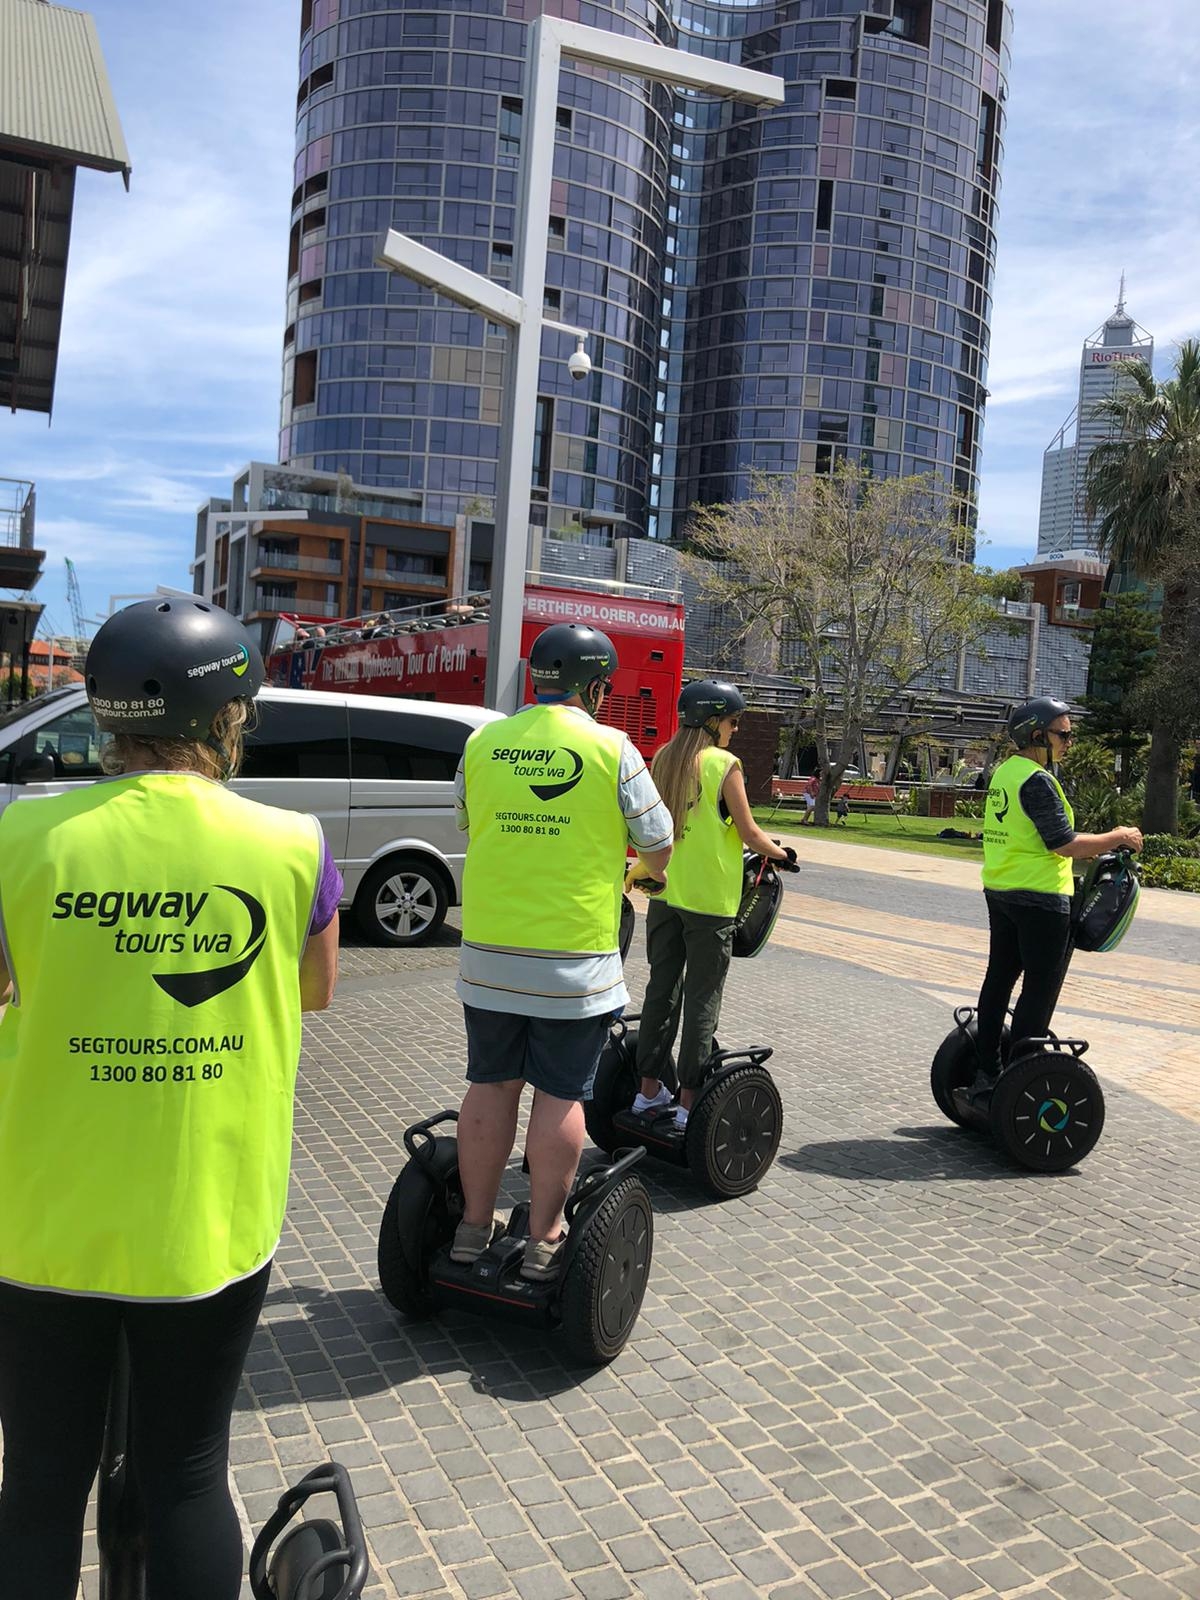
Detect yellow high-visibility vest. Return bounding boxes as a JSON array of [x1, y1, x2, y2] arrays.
[[0, 773, 321, 1300], [981, 755, 1074, 896], [665, 747, 743, 918], [461, 705, 626, 952]]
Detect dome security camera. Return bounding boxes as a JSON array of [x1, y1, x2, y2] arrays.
[[567, 334, 592, 381]]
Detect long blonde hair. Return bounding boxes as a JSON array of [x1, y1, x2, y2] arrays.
[[650, 725, 715, 836], [100, 699, 252, 783]]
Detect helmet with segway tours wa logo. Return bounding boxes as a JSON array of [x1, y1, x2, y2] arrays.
[[86, 598, 265, 738], [678, 679, 747, 730], [1007, 696, 1070, 750], [528, 622, 617, 702]]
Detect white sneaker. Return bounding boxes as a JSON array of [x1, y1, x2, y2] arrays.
[[674, 1106, 689, 1131], [631, 1082, 672, 1115]]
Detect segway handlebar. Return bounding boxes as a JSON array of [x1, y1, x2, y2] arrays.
[[403, 1109, 460, 1163], [564, 1146, 645, 1225], [746, 844, 801, 875], [248, 1462, 369, 1600]]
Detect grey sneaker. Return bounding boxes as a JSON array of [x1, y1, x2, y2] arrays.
[[450, 1220, 494, 1264], [520, 1235, 566, 1282]]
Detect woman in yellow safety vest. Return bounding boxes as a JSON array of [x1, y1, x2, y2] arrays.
[[631, 680, 795, 1128], [0, 600, 340, 1600], [967, 695, 1142, 1101]]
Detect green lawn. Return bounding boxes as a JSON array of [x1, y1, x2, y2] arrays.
[[752, 805, 985, 862]]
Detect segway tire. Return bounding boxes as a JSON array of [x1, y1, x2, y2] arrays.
[[989, 1051, 1105, 1172], [686, 1065, 782, 1199], [559, 1176, 653, 1364], [269, 1519, 347, 1600], [377, 1138, 462, 1319], [930, 1026, 978, 1125]]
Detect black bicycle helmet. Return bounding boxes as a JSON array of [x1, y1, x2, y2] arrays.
[[678, 679, 746, 729], [86, 598, 264, 738], [528, 623, 617, 699], [1008, 696, 1071, 748]]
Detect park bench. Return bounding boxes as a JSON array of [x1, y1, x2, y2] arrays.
[[768, 777, 901, 822]]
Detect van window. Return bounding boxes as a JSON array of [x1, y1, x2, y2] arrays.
[[10, 703, 104, 781], [349, 706, 469, 782], [241, 700, 350, 779]]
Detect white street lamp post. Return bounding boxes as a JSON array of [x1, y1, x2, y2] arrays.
[[378, 15, 784, 714]]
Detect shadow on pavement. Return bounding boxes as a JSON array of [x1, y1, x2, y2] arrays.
[[781, 1123, 1077, 1183], [241, 1279, 620, 1411]]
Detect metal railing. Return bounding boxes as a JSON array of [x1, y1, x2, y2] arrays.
[[0, 477, 35, 548]]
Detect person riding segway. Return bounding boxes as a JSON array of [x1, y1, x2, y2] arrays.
[[0, 600, 341, 1600], [593, 680, 797, 1197], [931, 695, 1142, 1171], [377, 623, 670, 1360]]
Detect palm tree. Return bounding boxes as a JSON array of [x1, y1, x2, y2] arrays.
[[1085, 339, 1200, 834]]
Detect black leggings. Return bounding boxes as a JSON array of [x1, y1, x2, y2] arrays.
[[0, 1263, 270, 1600], [975, 892, 1072, 1075]]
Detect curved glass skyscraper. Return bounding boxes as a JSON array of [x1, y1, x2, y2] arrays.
[[279, 0, 1012, 546], [280, 0, 675, 541], [655, 0, 1012, 539]]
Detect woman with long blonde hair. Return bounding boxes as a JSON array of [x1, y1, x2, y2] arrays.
[[630, 680, 794, 1128]]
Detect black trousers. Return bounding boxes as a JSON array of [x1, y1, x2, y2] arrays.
[[0, 1262, 270, 1600], [975, 891, 1073, 1076], [635, 898, 735, 1090]]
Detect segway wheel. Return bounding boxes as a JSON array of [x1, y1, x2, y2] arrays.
[[685, 1065, 782, 1199], [269, 1519, 347, 1600], [989, 1052, 1105, 1172], [377, 1138, 462, 1319], [559, 1176, 653, 1364], [930, 1025, 978, 1126]]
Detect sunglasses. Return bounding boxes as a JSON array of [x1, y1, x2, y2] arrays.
[[1051, 727, 1075, 743]]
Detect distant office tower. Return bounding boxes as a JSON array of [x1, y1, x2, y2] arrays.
[[280, 0, 1012, 551], [1037, 286, 1154, 558]]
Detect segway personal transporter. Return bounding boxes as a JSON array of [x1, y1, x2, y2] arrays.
[[377, 1113, 654, 1365], [930, 851, 1139, 1173], [585, 851, 797, 1199], [97, 1335, 370, 1600]]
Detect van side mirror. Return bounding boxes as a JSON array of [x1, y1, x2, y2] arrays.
[[15, 751, 57, 784]]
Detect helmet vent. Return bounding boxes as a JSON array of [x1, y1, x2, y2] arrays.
[[143, 679, 161, 696], [156, 602, 171, 613], [195, 602, 211, 612], [87, 675, 97, 694]]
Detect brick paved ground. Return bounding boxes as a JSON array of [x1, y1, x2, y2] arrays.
[[78, 859, 1200, 1600]]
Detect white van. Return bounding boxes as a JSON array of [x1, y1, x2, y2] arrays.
[[0, 685, 501, 946]]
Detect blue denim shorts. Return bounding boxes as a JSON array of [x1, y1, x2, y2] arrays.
[[463, 1007, 612, 1101]]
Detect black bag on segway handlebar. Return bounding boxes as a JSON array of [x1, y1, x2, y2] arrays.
[[1071, 850, 1140, 953], [732, 853, 784, 958]]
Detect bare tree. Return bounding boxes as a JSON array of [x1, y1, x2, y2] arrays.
[[685, 465, 1015, 824]]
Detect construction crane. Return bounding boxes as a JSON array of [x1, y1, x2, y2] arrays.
[[64, 557, 91, 668]]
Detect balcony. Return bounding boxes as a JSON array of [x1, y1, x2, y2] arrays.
[[1054, 605, 1095, 626], [251, 553, 342, 577], [0, 477, 45, 590], [363, 568, 447, 588], [253, 592, 340, 618]]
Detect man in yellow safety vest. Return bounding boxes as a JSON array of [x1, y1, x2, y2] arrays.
[[451, 623, 673, 1281]]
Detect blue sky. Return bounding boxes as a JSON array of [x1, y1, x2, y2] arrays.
[[4, 0, 1199, 633]]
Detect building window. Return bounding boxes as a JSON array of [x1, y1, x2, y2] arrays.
[[891, 0, 932, 46], [499, 96, 522, 166], [294, 351, 317, 407], [816, 180, 834, 233], [555, 107, 573, 132], [986, 0, 1004, 53], [824, 80, 856, 102]]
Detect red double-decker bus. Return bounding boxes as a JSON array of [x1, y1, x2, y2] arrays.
[[266, 579, 685, 761]]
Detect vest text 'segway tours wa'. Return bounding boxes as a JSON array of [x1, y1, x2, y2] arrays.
[[981, 755, 1074, 897], [0, 773, 322, 1300], [462, 704, 627, 954]]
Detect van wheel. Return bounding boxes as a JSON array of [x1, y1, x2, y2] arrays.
[[355, 856, 448, 946]]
